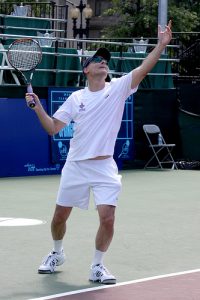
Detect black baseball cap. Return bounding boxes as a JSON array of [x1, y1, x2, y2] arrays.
[[82, 48, 111, 70]]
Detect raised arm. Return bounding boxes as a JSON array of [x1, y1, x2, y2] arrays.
[[25, 93, 66, 136], [131, 20, 172, 89]]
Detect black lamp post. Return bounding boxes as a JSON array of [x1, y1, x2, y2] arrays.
[[70, 1, 93, 48]]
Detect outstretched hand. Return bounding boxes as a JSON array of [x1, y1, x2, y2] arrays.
[[158, 20, 172, 47]]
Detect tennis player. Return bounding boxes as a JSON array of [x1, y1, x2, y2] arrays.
[[25, 22, 172, 284]]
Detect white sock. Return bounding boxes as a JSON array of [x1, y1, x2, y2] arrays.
[[53, 240, 63, 253], [92, 249, 105, 267]]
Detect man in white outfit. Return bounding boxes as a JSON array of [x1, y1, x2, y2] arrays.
[[25, 21, 172, 284]]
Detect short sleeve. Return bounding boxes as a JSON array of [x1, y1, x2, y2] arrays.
[[53, 95, 73, 125], [110, 72, 138, 101]]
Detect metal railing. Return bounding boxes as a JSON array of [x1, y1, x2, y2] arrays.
[[0, 1, 68, 41], [0, 1, 56, 18], [0, 33, 180, 87], [1, 3, 200, 79], [173, 32, 200, 79]]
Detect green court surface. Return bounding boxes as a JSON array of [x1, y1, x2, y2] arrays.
[[0, 169, 200, 300]]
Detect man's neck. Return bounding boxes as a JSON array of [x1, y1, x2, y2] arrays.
[[87, 77, 106, 92]]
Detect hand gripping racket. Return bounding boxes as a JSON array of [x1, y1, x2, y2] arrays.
[[7, 38, 42, 108]]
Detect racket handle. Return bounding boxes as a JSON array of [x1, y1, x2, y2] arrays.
[[27, 84, 36, 108]]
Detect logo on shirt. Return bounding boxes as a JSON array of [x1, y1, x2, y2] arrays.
[[79, 102, 85, 112]]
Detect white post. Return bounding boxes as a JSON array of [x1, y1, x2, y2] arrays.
[[158, 0, 168, 53], [158, 0, 168, 31]]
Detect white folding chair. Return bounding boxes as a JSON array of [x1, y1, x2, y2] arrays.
[[143, 124, 178, 170]]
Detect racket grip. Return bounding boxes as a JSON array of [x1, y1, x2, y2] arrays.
[[27, 84, 35, 108]]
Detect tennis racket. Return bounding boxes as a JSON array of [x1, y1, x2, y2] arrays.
[[7, 38, 42, 108]]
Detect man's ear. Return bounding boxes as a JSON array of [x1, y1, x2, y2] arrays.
[[83, 67, 89, 75]]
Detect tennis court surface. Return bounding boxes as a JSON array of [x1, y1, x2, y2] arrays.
[[1, 169, 200, 300]]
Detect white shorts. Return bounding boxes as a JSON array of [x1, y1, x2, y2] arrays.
[[56, 157, 122, 210]]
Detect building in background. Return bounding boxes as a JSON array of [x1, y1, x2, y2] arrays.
[[88, 0, 118, 38], [61, 0, 117, 39]]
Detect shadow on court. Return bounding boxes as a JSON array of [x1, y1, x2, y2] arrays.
[[0, 169, 200, 300]]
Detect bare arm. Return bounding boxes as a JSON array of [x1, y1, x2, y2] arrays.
[[131, 20, 172, 89], [25, 93, 66, 135]]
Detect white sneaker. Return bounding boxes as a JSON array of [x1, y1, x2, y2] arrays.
[[38, 249, 66, 274], [89, 264, 116, 284]]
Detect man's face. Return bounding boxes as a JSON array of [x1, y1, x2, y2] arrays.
[[84, 56, 109, 77]]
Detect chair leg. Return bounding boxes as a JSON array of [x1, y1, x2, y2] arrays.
[[144, 146, 177, 170], [144, 149, 163, 169]]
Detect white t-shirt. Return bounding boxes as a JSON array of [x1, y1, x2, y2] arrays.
[[53, 71, 138, 161]]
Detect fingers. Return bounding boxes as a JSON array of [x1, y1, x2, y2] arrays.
[[165, 20, 172, 33], [25, 92, 39, 108], [25, 92, 38, 100], [168, 20, 172, 29], [157, 20, 172, 46], [158, 24, 162, 33], [158, 20, 172, 33]]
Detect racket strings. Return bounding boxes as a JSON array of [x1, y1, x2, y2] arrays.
[[8, 39, 41, 71]]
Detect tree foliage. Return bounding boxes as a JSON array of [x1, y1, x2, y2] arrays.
[[102, 0, 200, 39]]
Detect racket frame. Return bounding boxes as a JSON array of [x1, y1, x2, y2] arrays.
[[7, 38, 42, 108]]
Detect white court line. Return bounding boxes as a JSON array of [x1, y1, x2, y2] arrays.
[[0, 218, 15, 222], [29, 268, 200, 300], [0, 217, 46, 226]]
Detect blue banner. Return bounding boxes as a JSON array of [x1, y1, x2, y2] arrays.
[[0, 97, 62, 177], [48, 87, 134, 166]]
